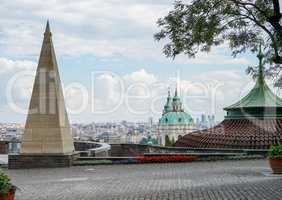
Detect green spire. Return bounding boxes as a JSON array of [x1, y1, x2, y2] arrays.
[[172, 87, 183, 111], [174, 87, 178, 97], [168, 87, 171, 98], [173, 87, 180, 100], [163, 88, 172, 115]]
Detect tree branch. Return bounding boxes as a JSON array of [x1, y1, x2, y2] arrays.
[[267, 0, 282, 38], [230, 0, 268, 17], [234, 2, 281, 63], [272, 0, 281, 17]]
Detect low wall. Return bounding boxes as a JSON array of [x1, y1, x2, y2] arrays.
[[7, 140, 110, 157], [0, 141, 9, 154], [8, 141, 110, 169], [110, 144, 268, 157], [74, 141, 101, 151], [8, 153, 79, 169], [74, 141, 110, 157]]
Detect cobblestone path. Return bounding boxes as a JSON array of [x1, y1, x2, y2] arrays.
[[6, 159, 282, 200]]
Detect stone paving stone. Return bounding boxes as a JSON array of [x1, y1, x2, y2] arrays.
[[5, 159, 282, 200]]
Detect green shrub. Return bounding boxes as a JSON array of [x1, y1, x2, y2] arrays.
[[74, 160, 113, 166], [0, 171, 12, 194], [165, 135, 172, 147], [268, 145, 282, 158]]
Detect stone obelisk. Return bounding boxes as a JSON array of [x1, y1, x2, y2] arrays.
[[9, 22, 75, 169]]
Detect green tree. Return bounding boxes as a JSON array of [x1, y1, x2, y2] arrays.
[[151, 138, 158, 145], [171, 137, 175, 147], [139, 138, 148, 145], [155, 0, 282, 74], [165, 135, 172, 147]]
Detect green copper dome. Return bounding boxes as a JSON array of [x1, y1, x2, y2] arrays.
[[159, 111, 193, 125], [159, 88, 194, 125], [224, 46, 282, 119]]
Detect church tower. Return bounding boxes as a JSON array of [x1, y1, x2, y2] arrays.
[[158, 87, 196, 146]]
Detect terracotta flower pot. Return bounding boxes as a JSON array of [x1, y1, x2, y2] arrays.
[[0, 187, 16, 200], [269, 157, 282, 174]]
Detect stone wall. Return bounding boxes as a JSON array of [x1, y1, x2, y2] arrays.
[[74, 141, 100, 151], [8, 141, 107, 169], [0, 141, 9, 154], [110, 144, 149, 157], [8, 153, 79, 169]]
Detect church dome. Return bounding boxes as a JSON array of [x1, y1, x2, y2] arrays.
[[159, 111, 193, 125], [159, 88, 194, 125]]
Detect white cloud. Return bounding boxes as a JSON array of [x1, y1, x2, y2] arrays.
[[0, 58, 36, 115], [94, 73, 123, 105], [123, 69, 158, 84], [0, 0, 252, 66], [0, 57, 36, 74], [2, 61, 254, 122]]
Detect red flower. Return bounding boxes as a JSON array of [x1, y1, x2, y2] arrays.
[[136, 155, 198, 163]]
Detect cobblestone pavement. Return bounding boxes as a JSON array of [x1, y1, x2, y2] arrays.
[[5, 159, 282, 200]]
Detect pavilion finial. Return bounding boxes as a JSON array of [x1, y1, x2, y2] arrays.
[[257, 44, 264, 63], [257, 44, 264, 84]]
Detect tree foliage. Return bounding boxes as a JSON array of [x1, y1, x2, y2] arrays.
[[268, 145, 282, 158], [0, 171, 12, 194], [155, 0, 282, 66], [139, 136, 158, 145], [165, 135, 172, 147]]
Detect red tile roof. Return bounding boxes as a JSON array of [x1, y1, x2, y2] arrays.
[[175, 119, 282, 149]]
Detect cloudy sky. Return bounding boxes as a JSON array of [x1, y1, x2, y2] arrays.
[[0, 0, 267, 124]]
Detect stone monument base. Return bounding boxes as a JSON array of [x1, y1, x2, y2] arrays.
[[8, 153, 79, 169]]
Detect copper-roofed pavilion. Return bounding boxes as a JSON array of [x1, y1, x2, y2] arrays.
[[175, 48, 282, 149]]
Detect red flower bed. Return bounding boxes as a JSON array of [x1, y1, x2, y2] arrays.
[[136, 155, 198, 163]]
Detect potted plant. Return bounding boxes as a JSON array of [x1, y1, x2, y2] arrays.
[[0, 171, 16, 200], [268, 145, 282, 174]]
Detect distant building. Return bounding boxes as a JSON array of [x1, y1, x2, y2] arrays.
[[157, 88, 197, 146], [0, 124, 24, 141], [125, 132, 144, 144], [96, 132, 122, 144], [195, 114, 216, 129]]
